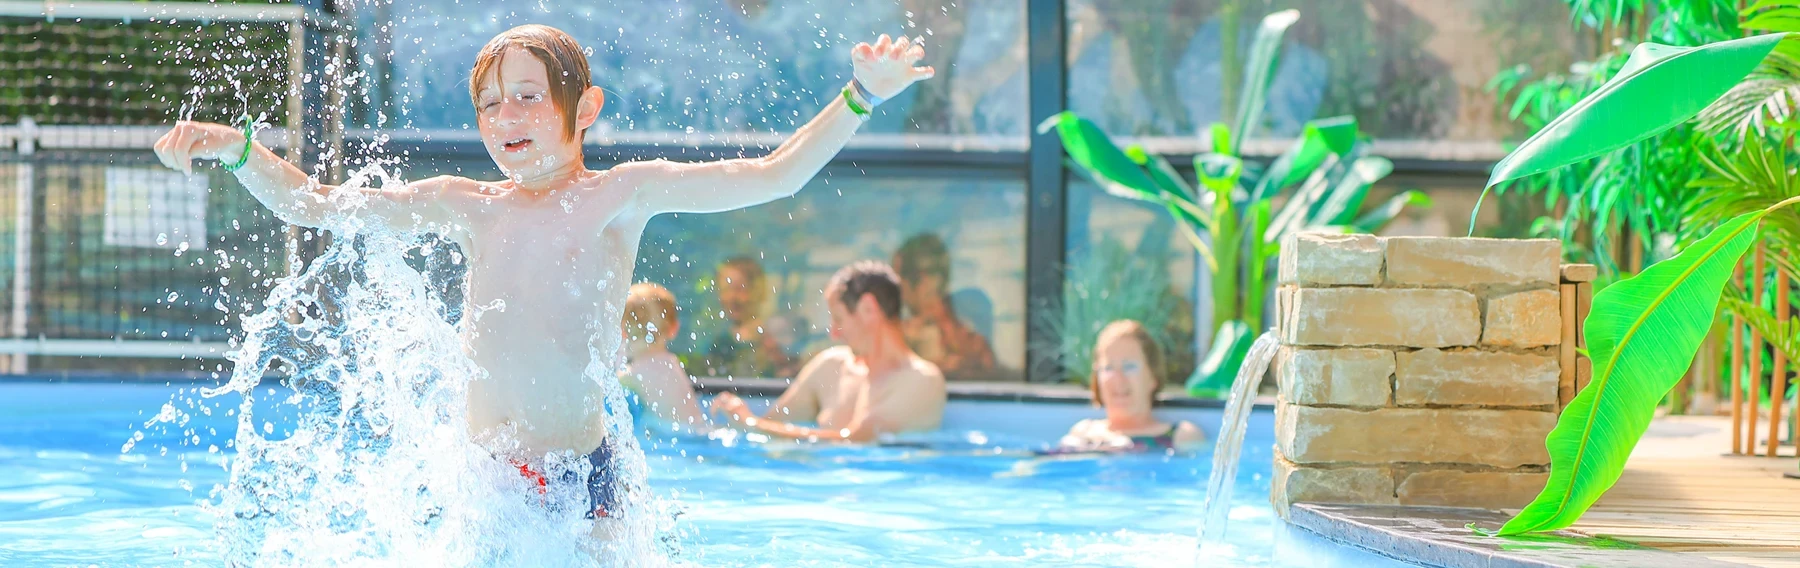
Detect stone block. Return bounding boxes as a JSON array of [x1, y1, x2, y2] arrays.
[[1397, 469, 1549, 509], [1561, 263, 1597, 283], [1280, 232, 1384, 286], [1395, 349, 1559, 407], [1272, 456, 1395, 517], [1276, 404, 1553, 467], [1484, 289, 1562, 348], [1281, 288, 1481, 348], [1385, 237, 1560, 287], [1279, 347, 1394, 407]]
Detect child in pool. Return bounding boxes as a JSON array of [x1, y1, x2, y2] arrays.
[[618, 283, 709, 435], [151, 24, 934, 521], [1059, 320, 1206, 453]]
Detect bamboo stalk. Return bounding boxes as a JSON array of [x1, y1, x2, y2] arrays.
[[1769, 266, 1789, 457], [1732, 259, 1746, 454], [1748, 245, 1766, 455]]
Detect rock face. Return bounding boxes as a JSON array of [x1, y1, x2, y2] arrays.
[[1272, 233, 1576, 516]]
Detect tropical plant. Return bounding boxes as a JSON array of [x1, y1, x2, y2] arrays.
[[1041, 9, 1429, 397], [1470, 32, 1791, 536], [1484, 0, 1742, 274], [1031, 239, 1189, 386]]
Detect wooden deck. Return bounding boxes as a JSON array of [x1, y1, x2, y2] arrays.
[[1573, 415, 1800, 568]]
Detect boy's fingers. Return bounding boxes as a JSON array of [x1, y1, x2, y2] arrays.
[[905, 44, 925, 63], [875, 34, 892, 51], [893, 35, 911, 56], [912, 66, 936, 81], [852, 43, 872, 62]]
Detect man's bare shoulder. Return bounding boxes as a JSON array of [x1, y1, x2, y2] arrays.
[[901, 354, 947, 389]]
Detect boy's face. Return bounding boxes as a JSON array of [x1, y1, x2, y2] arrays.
[[473, 49, 596, 181]]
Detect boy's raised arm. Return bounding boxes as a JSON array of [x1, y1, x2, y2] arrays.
[[154, 121, 458, 231], [625, 35, 934, 215]]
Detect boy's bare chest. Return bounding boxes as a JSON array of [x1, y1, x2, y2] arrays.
[[462, 212, 643, 307]]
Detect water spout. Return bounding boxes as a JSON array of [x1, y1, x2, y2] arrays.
[[1198, 331, 1281, 556]]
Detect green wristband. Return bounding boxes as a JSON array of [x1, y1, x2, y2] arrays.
[[841, 86, 870, 117], [224, 114, 254, 173]]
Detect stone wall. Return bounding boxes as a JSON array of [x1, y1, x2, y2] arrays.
[[1271, 233, 1582, 514]]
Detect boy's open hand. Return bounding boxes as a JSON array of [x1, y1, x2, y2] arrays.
[[852, 34, 935, 100], [153, 121, 247, 175]]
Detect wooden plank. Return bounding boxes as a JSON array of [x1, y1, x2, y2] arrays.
[[1571, 415, 1800, 568], [1560, 282, 1578, 410]]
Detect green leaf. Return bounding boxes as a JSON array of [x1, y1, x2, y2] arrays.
[[1230, 9, 1300, 151], [1307, 156, 1393, 228], [1249, 116, 1359, 204], [1039, 112, 1160, 200], [1351, 190, 1433, 234], [1186, 320, 1251, 398], [1471, 34, 1787, 235], [1128, 144, 1199, 202], [1497, 197, 1800, 536]]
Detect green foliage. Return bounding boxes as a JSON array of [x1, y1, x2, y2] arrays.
[[1045, 9, 1427, 397], [1475, 17, 1800, 533], [1032, 239, 1186, 385], [1498, 199, 1798, 536], [1485, 0, 1746, 273]]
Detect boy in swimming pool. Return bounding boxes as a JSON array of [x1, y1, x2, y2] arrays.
[[619, 282, 709, 435], [151, 24, 933, 520]]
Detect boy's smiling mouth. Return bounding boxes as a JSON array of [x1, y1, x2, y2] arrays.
[[502, 137, 533, 152]]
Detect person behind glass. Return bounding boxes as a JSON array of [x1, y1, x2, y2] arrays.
[[892, 233, 995, 379], [709, 261, 946, 442], [618, 283, 710, 435], [1060, 320, 1205, 453], [706, 256, 800, 378]]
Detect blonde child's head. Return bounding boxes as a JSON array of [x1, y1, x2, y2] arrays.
[[624, 282, 680, 350]]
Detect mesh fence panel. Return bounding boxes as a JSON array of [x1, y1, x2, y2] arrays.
[[0, 149, 289, 343], [0, 16, 294, 125]]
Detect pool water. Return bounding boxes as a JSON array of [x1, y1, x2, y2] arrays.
[[0, 382, 1410, 567]]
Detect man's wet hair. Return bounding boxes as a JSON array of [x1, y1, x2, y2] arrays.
[[827, 261, 903, 322]]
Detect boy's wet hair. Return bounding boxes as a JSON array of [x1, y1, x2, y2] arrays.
[[624, 283, 679, 341], [827, 261, 903, 322], [469, 24, 592, 141], [1090, 320, 1165, 408]]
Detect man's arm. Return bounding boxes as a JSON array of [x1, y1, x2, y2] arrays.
[[154, 121, 459, 231], [621, 35, 934, 216]]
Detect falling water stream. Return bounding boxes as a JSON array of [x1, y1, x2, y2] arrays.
[[1197, 331, 1282, 558]]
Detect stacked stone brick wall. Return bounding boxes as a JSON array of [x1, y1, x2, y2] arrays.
[[1271, 233, 1582, 515]]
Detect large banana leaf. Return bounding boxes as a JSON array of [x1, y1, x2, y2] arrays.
[[1471, 33, 1787, 234], [1351, 190, 1433, 234], [1229, 9, 1301, 152], [1496, 196, 1800, 536], [1247, 116, 1359, 205], [1038, 112, 1161, 201]]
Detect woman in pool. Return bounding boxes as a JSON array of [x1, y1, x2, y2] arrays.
[[1059, 320, 1205, 453]]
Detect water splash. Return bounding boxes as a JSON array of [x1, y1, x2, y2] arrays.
[[1198, 331, 1281, 555], [171, 170, 668, 566]]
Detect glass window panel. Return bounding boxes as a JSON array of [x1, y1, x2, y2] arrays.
[[1064, 0, 1578, 158], [350, 0, 1028, 143], [1063, 179, 1201, 387], [632, 170, 1027, 381]]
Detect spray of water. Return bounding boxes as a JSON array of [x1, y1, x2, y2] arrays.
[[1197, 331, 1281, 557], [150, 170, 673, 566]]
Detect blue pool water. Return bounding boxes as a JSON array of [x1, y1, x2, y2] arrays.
[[0, 381, 1410, 566]]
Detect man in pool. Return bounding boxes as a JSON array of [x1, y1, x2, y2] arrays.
[[709, 261, 946, 442], [150, 25, 934, 520]]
